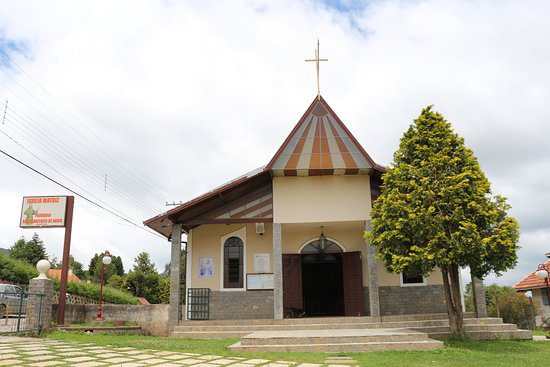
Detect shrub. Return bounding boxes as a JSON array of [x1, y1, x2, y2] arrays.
[[51, 279, 138, 305], [488, 290, 538, 329], [0, 253, 38, 285]]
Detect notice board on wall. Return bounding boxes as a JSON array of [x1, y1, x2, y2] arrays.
[[246, 273, 274, 290]]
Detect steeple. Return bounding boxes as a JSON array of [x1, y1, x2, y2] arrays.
[[266, 96, 377, 177]]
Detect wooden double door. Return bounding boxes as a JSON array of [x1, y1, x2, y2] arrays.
[[282, 252, 364, 317]]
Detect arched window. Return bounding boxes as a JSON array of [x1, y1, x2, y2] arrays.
[[301, 238, 343, 263], [224, 236, 244, 288]]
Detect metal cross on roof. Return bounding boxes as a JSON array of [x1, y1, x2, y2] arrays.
[[305, 39, 328, 100]]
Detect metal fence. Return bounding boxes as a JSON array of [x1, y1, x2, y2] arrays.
[[0, 291, 45, 333]]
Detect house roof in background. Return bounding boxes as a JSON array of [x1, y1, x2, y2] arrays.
[[47, 269, 81, 283], [513, 259, 550, 291]]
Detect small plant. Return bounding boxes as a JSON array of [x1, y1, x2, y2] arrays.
[[540, 315, 550, 338]]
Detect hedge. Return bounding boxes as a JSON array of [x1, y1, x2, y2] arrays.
[[0, 254, 137, 305], [55, 280, 138, 305], [0, 253, 38, 285]]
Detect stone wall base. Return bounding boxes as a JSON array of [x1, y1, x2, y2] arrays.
[[52, 304, 169, 336], [378, 285, 446, 315], [209, 291, 274, 320]]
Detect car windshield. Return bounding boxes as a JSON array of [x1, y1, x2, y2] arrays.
[[0, 284, 11, 292]]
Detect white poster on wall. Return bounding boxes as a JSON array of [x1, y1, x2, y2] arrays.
[[198, 257, 214, 278], [254, 253, 270, 273]]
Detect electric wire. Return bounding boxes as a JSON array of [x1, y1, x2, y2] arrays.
[[0, 126, 142, 223], [1, 113, 155, 216], [0, 97, 160, 214], [0, 83, 161, 213], [0, 147, 166, 240], [0, 57, 174, 200]]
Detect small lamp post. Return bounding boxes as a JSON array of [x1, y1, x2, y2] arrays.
[[535, 261, 550, 307], [96, 250, 112, 322]]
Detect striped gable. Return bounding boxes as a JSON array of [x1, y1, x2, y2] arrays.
[[266, 96, 376, 176]]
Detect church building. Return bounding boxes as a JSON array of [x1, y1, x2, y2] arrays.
[[144, 95, 449, 322]]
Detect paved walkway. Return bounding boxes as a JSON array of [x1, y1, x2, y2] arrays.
[[0, 336, 358, 367]]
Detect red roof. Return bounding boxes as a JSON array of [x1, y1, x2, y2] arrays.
[[513, 259, 550, 291], [47, 269, 81, 283]]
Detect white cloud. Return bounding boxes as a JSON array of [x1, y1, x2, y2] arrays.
[[0, 0, 548, 285]]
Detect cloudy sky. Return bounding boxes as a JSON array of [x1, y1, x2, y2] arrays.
[[0, 0, 548, 287]]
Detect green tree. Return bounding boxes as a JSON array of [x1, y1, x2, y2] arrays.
[[111, 255, 125, 276], [107, 274, 125, 289], [54, 255, 85, 279], [366, 106, 520, 337], [88, 253, 99, 278], [69, 255, 85, 279], [124, 252, 164, 304], [8, 233, 48, 265], [88, 253, 124, 283]]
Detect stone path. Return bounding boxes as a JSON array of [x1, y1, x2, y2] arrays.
[[0, 336, 358, 367]]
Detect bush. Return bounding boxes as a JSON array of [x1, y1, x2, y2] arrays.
[[488, 289, 538, 329], [0, 254, 136, 304], [52, 279, 138, 305], [0, 253, 38, 285]]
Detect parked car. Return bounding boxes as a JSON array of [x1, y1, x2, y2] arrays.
[[0, 284, 24, 318]]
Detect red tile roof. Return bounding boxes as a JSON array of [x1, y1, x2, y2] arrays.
[[513, 259, 550, 291], [47, 269, 81, 283]]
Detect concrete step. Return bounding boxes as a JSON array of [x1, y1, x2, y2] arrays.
[[173, 318, 504, 333], [228, 328, 443, 352], [240, 328, 431, 346], [172, 331, 246, 339], [229, 339, 443, 352], [411, 323, 517, 334], [380, 312, 476, 322], [178, 313, 476, 326], [430, 329, 532, 340]]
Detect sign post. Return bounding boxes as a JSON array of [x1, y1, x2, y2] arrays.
[[20, 195, 74, 325]]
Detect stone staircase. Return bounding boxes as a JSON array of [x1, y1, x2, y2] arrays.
[[228, 328, 444, 352], [172, 313, 532, 341]]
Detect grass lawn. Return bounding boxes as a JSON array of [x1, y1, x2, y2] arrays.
[[532, 329, 547, 336], [44, 330, 550, 366]]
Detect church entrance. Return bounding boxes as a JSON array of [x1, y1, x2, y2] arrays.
[[301, 240, 344, 316], [282, 239, 364, 318]]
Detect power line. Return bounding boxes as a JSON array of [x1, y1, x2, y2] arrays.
[[0, 86, 161, 213], [0, 100, 160, 214], [2, 114, 155, 216], [0, 54, 174, 200], [0, 147, 165, 240], [0, 126, 139, 223]]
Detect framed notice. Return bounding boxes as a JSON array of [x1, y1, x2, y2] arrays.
[[198, 257, 214, 278], [20, 196, 68, 228], [253, 253, 270, 273], [246, 273, 274, 290]]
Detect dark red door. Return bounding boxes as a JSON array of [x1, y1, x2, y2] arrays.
[[282, 254, 302, 318], [342, 251, 364, 316]]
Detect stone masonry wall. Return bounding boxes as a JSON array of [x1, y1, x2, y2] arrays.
[[362, 287, 371, 316], [379, 285, 446, 315], [209, 291, 274, 320], [52, 304, 169, 336]]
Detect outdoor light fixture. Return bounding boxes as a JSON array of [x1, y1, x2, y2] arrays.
[[535, 261, 550, 308], [96, 250, 112, 322], [318, 226, 327, 251]]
